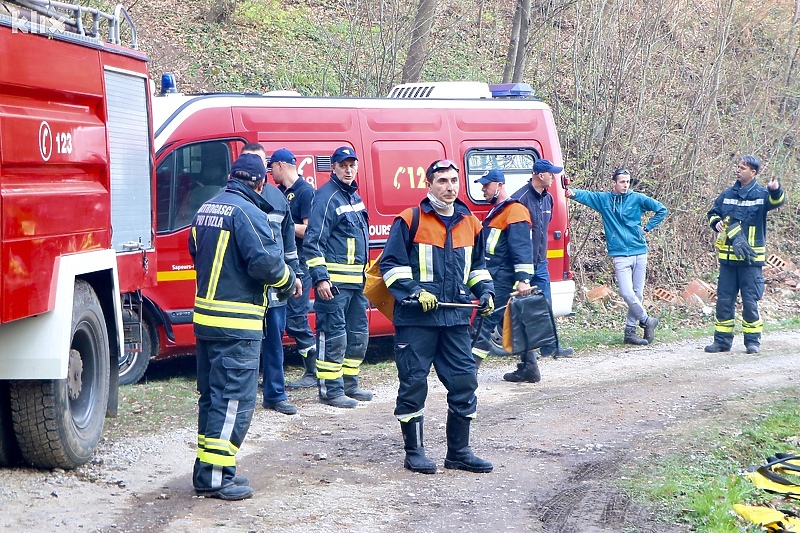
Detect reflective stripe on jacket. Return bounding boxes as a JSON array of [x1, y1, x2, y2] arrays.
[[380, 198, 494, 327], [303, 173, 369, 289], [482, 199, 534, 286], [261, 183, 301, 308], [707, 180, 785, 266], [189, 179, 294, 340]]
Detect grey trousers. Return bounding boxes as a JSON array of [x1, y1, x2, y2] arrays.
[[612, 254, 648, 327]]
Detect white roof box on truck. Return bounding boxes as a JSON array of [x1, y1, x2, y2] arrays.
[[387, 81, 534, 99]]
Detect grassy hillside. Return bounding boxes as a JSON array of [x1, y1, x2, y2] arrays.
[[125, 0, 800, 289]]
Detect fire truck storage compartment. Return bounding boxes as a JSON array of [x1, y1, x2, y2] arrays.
[[105, 69, 152, 252]]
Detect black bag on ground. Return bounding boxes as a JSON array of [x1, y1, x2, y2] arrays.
[[502, 291, 558, 355]]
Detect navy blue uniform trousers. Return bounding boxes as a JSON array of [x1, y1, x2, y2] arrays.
[[394, 325, 478, 421], [193, 338, 259, 492], [714, 264, 765, 348]]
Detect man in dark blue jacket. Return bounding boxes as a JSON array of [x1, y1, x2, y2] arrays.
[[512, 159, 574, 358], [189, 153, 296, 501], [705, 155, 784, 354], [241, 144, 303, 416], [567, 168, 668, 345], [270, 148, 318, 389], [381, 159, 495, 475], [303, 146, 372, 408]]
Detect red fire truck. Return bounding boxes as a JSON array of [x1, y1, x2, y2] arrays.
[[118, 79, 574, 384], [0, 1, 155, 467]]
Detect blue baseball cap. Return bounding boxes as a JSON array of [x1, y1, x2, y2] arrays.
[[268, 148, 296, 167], [533, 159, 563, 174], [331, 146, 358, 164], [230, 153, 266, 182], [475, 169, 505, 185]]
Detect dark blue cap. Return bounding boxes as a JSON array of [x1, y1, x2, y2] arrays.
[[268, 148, 296, 167], [475, 169, 505, 185], [331, 146, 358, 164], [230, 153, 266, 182], [533, 159, 563, 174]]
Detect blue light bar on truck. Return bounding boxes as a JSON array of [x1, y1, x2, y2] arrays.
[[489, 83, 534, 98], [160, 73, 178, 94]]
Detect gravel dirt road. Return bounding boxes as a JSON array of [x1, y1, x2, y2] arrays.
[[2, 332, 799, 532]]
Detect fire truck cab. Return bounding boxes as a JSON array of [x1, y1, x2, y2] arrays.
[[0, 0, 155, 467], [121, 78, 574, 384]]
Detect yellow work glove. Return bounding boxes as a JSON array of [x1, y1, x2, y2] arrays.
[[478, 293, 494, 317], [416, 290, 439, 312]]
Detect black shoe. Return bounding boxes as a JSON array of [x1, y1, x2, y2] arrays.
[[232, 475, 249, 486], [704, 342, 731, 353], [503, 362, 541, 383], [263, 400, 298, 415], [746, 344, 760, 354], [624, 326, 649, 346], [345, 388, 374, 402], [196, 484, 253, 501], [640, 316, 659, 344], [320, 395, 358, 409], [541, 347, 574, 358], [286, 373, 317, 389]]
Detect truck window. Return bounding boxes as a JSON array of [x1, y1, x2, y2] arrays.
[[465, 150, 539, 203], [156, 141, 231, 233]]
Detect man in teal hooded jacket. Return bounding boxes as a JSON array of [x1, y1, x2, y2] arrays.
[[567, 169, 668, 345]]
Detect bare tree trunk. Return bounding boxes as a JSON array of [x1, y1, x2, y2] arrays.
[[207, 0, 236, 23], [503, 0, 522, 83], [511, 0, 531, 82], [476, 0, 485, 40], [402, 0, 437, 83]]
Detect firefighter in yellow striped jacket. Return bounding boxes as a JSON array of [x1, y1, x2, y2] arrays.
[[705, 154, 784, 354], [303, 146, 372, 408], [189, 153, 296, 501]]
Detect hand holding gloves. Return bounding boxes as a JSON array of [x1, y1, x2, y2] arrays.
[[731, 233, 757, 264]]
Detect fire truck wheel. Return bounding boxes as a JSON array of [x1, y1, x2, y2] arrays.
[[119, 316, 155, 386], [9, 280, 110, 469]]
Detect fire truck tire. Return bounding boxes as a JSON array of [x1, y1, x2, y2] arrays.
[[118, 316, 154, 386], [9, 280, 110, 469], [0, 382, 22, 466]]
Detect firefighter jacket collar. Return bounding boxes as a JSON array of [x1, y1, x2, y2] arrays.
[[226, 178, 275, 214], [419, 196, 472, 220], [527, 180, 550, 200], [329, 172, 359, 194], [732, 178, 758, 199]]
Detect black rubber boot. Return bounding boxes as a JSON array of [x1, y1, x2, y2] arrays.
[[286, 348, 317, 389], [503, 351, 541, 383], [624, 326, 648, 346], [704, 340, 731, 353], [196, 484, 253, 500], [640, 317, 659, 344], [344, 375, 373, 401], [319, 394, 358, 408], [400, 417, 437, 474], [443, 412, 493, 473]]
